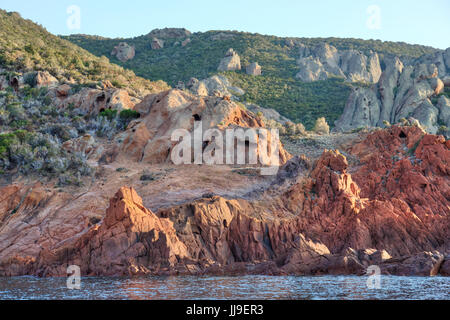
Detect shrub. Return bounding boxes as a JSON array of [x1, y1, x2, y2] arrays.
[[99, 109, 117, 120], [0, 133, 19, 157], [119, 109, 140, 120]]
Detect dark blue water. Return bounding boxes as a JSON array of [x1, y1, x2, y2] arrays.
[[0, 275, 448, 300]]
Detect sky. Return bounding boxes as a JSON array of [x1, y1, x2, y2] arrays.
[[1, 0, 449, 49]]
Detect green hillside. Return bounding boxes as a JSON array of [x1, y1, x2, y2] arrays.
[[64, 30, 438, 129], [0, 10, 167, 180]]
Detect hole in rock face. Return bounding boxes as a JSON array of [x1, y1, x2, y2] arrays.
[[193, 114, 201, 121], [10, 78, 19, 91], [223, 220, 228, 228], [399, 131, 407, 138], [99, 108, 105, 113]]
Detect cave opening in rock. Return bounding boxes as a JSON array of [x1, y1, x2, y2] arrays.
[[193, 114, 201, 121], [96, 94, 106, 103], [399, 131, 407, 138]]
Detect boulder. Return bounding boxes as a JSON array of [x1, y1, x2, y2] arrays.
[[111, 42, 135, 62], [34, 71, 58, 88], [430, 77, 444, 95], [380, 251, 445, 276], [60, 88, 139, 115], [56, 84, 71, 97], [61, 134, 97, 158], [442, 76, 450, 87], [296, 56, 328, 82], [334, 87, 381, 131], [246, 62, 262, 76]]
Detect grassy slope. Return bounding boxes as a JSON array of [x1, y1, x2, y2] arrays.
[[64, 31, 438, 129]]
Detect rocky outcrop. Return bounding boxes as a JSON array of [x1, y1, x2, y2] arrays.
[[151, 38, 164, 50], [246, 62, 262, 76], [379, 251, 445, 276], [32, 71, 58, 88], [335, 87, 381, 130], [218, 48, 241, 71], [58, 87, 139, 116], [186, 75, 245, 98], [295, 43, 381, 83], [210, 32, 235, 41], [335, 49, 450, 135], [61, 134, 97, 158], [440, 257, 450, 276], [111, 42, 135, 62], [36, 187, 189, 276]]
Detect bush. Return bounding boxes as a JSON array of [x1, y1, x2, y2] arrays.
[[99, 109, 117, 120], [0, 133, 19, 157]]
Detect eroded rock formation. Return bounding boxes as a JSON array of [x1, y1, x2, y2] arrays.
[[296, 43, 382, 83], [335, 48, 450, 136], [117, 88, 290, 164]]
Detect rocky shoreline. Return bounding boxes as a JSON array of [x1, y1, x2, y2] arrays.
[[1, 126, 448, 278]]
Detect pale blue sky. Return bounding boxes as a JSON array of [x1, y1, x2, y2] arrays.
[[1, 0, 449, 49]]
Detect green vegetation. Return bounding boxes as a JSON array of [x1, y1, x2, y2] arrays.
[[0, 9, 169, 97], [224, 72, 351, 129], [119, 109, 140, 121], [99, 109, 118, 120]]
